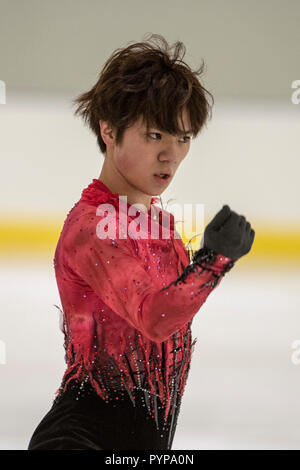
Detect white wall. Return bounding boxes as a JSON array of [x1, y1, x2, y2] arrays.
[[0, 92, 299, 226]]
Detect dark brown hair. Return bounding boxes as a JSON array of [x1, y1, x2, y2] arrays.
[[72, 33, 214, 155]]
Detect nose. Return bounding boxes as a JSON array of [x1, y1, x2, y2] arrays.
[[158, 139, 180, 163]]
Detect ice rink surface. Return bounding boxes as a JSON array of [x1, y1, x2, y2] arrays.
[[0, 258, 299, 450]]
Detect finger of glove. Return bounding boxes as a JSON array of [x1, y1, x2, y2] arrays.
[[245, 221, 251, 232], [244, 229, 255, 254], [221, 210, 240, 230], [208, 205, 232, 231], [238, 215, 246, 230]]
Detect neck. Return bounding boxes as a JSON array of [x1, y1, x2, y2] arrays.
[[98, 158, 152, 211]]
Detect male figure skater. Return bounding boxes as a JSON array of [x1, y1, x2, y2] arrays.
[[28, 33, 254, 450]]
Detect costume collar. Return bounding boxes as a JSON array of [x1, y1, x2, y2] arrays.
[[81, 178, 160, 211], [80, 178, 175, 236]]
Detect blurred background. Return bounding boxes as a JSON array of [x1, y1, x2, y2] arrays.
[[0, 0, 299, 450]]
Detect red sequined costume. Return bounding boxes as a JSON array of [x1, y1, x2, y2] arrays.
[[52, 178, 234, 448]]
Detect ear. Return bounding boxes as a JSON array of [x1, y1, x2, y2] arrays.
[[99, 120, 115, 147]]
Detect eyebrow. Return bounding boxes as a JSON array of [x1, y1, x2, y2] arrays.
[[177, 129, 193, 135], [146, 126, 193, 135]]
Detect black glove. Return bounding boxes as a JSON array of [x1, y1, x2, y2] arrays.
[[203, 205, 255, 261]]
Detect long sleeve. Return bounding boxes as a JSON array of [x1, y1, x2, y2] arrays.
[[67, 215, 234, 343], [53, 179, 236, 435]]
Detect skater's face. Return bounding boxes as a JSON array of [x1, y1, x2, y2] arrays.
[[99, 107, 192, 208]]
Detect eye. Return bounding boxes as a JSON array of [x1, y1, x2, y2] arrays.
[[148, 132, 162, 140], [148, 133, 191, 143], [179, 136, 191, 143]]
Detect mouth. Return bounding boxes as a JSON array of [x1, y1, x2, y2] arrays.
[[154, 173, 171, 182]]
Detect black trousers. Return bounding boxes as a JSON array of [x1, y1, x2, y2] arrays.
[[27, 379, 179, 450]]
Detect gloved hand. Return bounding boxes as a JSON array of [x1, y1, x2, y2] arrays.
[[203, 205, 255, 261]]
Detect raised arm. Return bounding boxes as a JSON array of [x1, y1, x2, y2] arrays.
[[67, 216, 234, 343]]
